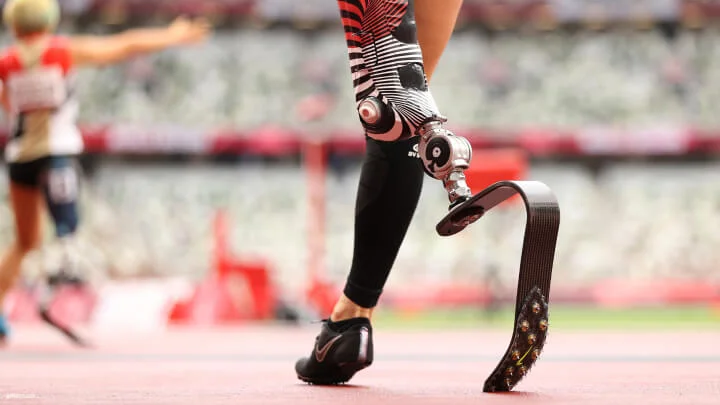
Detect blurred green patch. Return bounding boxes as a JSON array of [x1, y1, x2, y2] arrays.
[[371, 305, 720, 330]]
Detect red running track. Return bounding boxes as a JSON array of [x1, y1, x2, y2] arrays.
[[1, 325, 719, 405]]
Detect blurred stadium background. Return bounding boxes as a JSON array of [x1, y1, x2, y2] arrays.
[[2, 0, 720, 330]]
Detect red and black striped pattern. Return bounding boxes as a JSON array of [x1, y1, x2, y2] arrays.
[[337, 0, 442, 141]]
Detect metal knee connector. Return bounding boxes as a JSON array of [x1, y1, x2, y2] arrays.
[[418, 121, 473, 206], [357, 97, 473, 206]]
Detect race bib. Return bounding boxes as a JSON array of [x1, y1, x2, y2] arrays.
[[7, 66, 67, 112]]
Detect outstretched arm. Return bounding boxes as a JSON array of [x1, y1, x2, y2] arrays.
[[69, 17, 210, 67]]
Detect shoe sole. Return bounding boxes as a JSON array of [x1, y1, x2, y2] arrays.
[[297, 362, 370, 385]]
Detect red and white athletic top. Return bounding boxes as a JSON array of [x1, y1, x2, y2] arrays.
[[0, 36, 82, 163]]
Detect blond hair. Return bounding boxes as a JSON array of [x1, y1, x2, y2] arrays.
[[3, 0, 60, 36]]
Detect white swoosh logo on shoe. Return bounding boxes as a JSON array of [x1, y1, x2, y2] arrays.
[[315, 335, 343, 363]]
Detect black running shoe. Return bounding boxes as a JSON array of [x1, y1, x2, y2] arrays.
[[295, 318, 373, 385]]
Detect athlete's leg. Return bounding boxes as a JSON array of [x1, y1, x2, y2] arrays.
[[296, 0, 465, 384], [336, 137, 423, 316], [0, 179, 44, 342], [30, 156, 89, 346], [42, 157, 81, 275], [0, 183, 44, 303], [39, 156, 83, 308], [331, 0, 466, 322]]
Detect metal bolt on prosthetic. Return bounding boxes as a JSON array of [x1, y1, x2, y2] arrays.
[[417, 120, 472, 207]]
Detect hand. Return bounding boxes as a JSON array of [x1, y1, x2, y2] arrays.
[[168, 17, 211, 45]]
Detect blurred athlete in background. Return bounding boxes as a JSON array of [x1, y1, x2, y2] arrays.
[[296, 0, 472, 384], [0, 0, 210, 345]]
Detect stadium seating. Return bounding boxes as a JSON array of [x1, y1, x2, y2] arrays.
[[1, 27, 718, 132], [8, 29, 700, 131]]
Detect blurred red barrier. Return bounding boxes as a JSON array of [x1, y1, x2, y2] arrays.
[[167, 273, 256, 325], [168, 211, 278, 325], [306, 278, 339, 318], [592, 279, 720, 307], [2, 125, 720, 157], [380, 283, 495, 311], [465, 148, 527, 206]]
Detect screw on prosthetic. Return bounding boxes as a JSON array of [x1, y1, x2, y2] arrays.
[[337, 0, 473, 207], [417, 119, 472, 209]]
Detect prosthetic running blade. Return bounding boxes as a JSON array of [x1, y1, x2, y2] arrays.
[[37, 275, 92, 348], [436, 181, 560, 392], [38, 307, 91, 348]]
